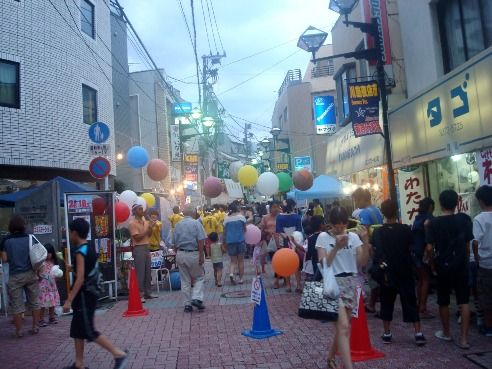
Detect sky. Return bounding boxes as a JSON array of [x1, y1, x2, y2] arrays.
[[119, 0, 339, 142]]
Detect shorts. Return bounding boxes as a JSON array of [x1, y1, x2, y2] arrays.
[[379, 283, 419, 323], [436, 266, 469, 306], [227, 242, 246, 257], [335, 275, 359, 312], [70, 293, 100, 342], [469, 261, 478, 288], [478, 267, 492, 312], [7, 270, 40, 315], [213, 262, 223, 271]]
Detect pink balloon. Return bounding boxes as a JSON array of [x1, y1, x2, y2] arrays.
[[147, 159, 169, 181], [203, 176, 223, 198], [293, 169, 314, 191], [245, 224, 261, 245]]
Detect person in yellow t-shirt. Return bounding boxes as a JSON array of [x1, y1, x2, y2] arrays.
[[168, 206, 184, 229], [148, 209, 163, 252], [213, 206, 225, 239], [313, 198, 324, 217], [202, 208, 219, 258]]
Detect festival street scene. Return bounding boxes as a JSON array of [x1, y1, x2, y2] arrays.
[[0, 1, 492, 368]]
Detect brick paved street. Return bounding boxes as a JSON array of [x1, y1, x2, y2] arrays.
[[1, 257, 491, 369]]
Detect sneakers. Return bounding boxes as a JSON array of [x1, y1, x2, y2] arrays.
[[434, 330, 452, 342], [191, 299, 205, 311], [415, 333, 427, 346], [381, 333, 392, 344], [114, 350, 130, 369], [184, 305, 193, 313]]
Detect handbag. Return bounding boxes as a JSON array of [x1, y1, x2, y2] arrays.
[[29, 234, 47, 270], [298, 281, 339, 321], [85, 262, 104, 297], [321, 259, 340, 299], [266, 237, 277, 253], [368, 226, 391, 287]]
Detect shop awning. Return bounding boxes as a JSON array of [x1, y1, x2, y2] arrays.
[[286, 175, 345, 201]]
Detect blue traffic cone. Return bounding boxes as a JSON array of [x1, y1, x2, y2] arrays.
[[242, 277, 283, 339]]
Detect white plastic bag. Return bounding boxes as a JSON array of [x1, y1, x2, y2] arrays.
[[321, 258, 340, 299], [29, 234, 47, 269]]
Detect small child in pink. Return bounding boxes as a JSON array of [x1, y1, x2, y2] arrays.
[[38, 243, 61, 326]]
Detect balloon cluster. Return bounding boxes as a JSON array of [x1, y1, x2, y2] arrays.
[[126, 146, 169, 182], [115, 190, 156, 226]]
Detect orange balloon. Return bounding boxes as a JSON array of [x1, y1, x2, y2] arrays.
[[272, 248, 299, 277]]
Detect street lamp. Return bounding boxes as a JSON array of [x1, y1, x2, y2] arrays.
[[191, 107, 202, 120], [299, 3, 397, 201], [297, 26, 328, 61], [202, 116, 215, 128]]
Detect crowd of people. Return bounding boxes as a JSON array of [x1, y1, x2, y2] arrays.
[[1, 185, 492, 369]]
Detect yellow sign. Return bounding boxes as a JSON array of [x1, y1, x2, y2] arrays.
[[276, 163, 289, 170], [349, 82, 378, 99], [184, 154, 198, 163]]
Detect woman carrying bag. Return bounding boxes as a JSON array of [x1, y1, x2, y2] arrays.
[[315, 207, 371, 369]]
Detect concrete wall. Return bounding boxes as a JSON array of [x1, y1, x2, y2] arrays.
[[0, 0, 114, 177]]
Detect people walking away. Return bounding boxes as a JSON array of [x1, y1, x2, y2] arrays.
[[313, 198, 324, 217], [128, 204, 156, 303], [1, 215, 41, 337], [412, 197, 435, 319], [63, 218, 129, 369], [275, 199, 302, 292], [316, 207, 371, 369], [148, 210, 163, 252], [473, 185, 492, 336], [223, 202, 247, 285], [209, 232, 225, 287], [371, 199, 426, 346], [426, 189, 473, 348], [173, 205, 207, 312], [304, 215, 325, 281], [38, 243, 61, 327], [202, 208, 219, 258], [168, 206, 183, 229]]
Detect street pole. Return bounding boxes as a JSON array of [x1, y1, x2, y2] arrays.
[[373, 17, 397, 201]]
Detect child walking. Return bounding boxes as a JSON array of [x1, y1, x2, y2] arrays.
[[209, 232, 225, 287], [38, 243, 61, 327]]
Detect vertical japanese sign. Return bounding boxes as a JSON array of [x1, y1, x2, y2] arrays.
[[348, 81, 382, 137], [363, 0, 392, 66], [313, 95, 336, 135], [477, 148, 492, 186], [184, 154, 199, 182], [170, 124, 181, 162], [397, 166, 425, 225], [64, 192, 117, 292]]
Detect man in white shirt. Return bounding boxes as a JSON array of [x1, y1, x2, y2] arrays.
[[473, 185, 492, 336]]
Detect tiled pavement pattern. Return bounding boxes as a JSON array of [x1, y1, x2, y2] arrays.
[[1, 257, 491, 369]]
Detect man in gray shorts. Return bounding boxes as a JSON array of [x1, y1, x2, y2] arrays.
[[172, 205, 207, 312]]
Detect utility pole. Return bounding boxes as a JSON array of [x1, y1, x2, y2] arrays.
[[244, 123, 251, 163]]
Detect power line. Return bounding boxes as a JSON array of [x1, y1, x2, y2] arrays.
[[209, 0, 224, 52], [204, 0, 218, 53], [189, 0, 202, 106], [199, 0, 212, 53]]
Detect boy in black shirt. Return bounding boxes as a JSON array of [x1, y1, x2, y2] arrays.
[[63, 218, 129, 369], [426, 190, 473, 349]]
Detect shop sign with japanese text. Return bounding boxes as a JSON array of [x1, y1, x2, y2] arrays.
[[397, 166, 425, 225], [348, 81, 382, 137], [477, 148, 492, 186]]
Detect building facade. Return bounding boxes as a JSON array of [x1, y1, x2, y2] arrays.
[[0, 0, 115, 182]]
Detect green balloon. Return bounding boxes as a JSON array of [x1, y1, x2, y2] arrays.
[[276, 172, 293, 192]]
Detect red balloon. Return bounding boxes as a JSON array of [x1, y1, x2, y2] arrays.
[[293, 169, 314, 191], [272, 248, 299, 277], [92, 197, 106, 215], [115, 201, 130, 223], [147, 159, 169, 181], [203, 176, 223, 198]]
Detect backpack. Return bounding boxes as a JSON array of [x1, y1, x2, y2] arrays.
[[85, 262, 104, 297], [433, 215, 466, 271]]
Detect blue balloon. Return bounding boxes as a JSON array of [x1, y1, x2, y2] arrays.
[[127, 146, 149, 168]]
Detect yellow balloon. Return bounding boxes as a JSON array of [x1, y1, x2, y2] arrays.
[[238, 165, 259, 187], [141, 193, 156, 208]]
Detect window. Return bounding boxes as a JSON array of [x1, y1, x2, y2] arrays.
[[81, 0, 95, 38], [334, 63, 356, 126], [438, 0, 492, 73], [0, 59, 20, 109], [82, 84, 97, 124]]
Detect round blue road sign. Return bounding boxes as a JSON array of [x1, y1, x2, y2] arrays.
[[88, 122, 110, 143], [89, 156, 111, 179]]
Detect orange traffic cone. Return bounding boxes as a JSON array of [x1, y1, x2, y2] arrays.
[[350, 293, 385, 362], [123, 267, 148, 318]]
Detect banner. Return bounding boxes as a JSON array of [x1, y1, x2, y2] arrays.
[[184, 154, 199, 182], [477, 148, 492, 186], [397, 166, 425, 225], [313, 95, 336, 135], [363, 0, 392, 66], [170, 124, 181, 162], [348, 80, 382, 137], [65, 192, 117, 294]]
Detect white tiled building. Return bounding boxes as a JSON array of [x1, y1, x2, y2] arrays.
[[0, 0, 115, 181]]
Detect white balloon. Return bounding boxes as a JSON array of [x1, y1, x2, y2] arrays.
[[136, 196, 147, 211], [256, 172, 279, 196], [119, 190, 137, 207], [229, 161, 243, 182]]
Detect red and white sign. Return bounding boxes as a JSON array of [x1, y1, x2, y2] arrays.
[[477, 148, 492, 186], [33, 224, 53, 235], [398, 166, 425, 225]]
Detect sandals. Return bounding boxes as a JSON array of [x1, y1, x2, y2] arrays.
[[327, 358, 338, 369], [49, 317, 59, 325], [455, 341, 471, 350], [14, 331, 24, 338], [29, 327, 39, 335], [38, 319, 48, 327]]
